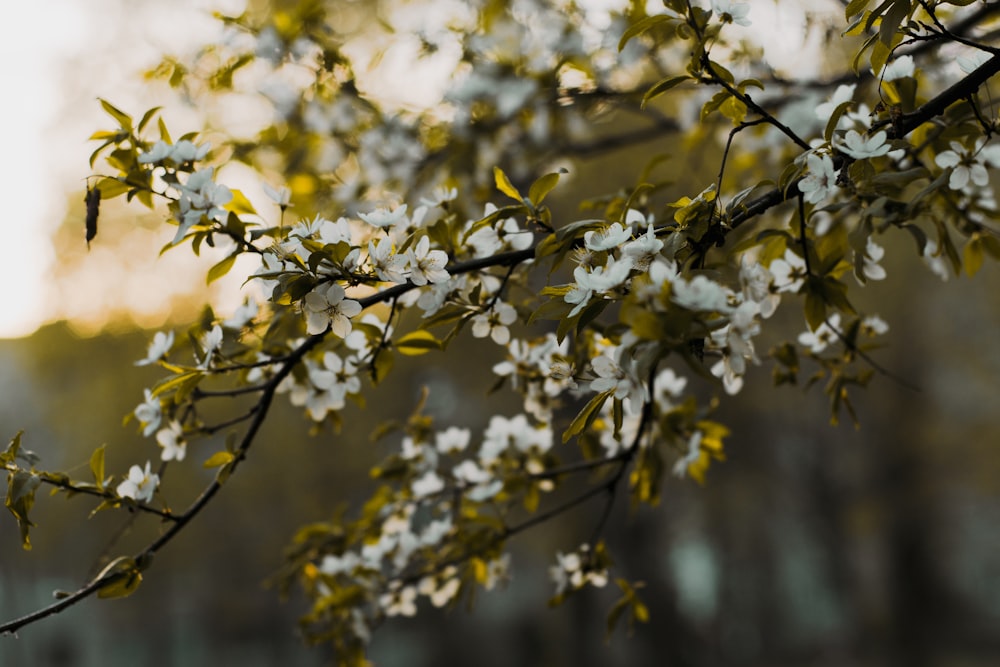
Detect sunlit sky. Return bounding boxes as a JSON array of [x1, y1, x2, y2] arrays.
[[0, 0, 819, 339]]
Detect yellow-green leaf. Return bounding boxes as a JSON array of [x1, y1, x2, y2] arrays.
[[493, 166, 523, 202], [99, 98, 133, 131], [90, 445, 106, 491], [225, 189, 257, 215], [528, 169, 566, 206], [203, 451, 235, 469], [395, 329, 442, 356], [207, 252, 238, 285], [964, 236, 984, 277]]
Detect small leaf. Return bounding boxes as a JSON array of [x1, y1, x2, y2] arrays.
[[203, 451, 235, 469], [395, 330, 442, 356], [641, 75, 690, 108], [99, 98, 133, 131], [90, 445, 106, 491], [493, 166, 523, 202], [964, 236, 984, 277], [96, 557, 143, 599], [207, 252, 238, 285], [563, 391, 612, 443], [528, 169, 567, 206], [225, 189, 257, 215]]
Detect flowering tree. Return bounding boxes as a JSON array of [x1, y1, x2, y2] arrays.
[[4, 0, 1000, 663]]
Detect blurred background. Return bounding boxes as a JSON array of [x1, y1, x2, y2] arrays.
[[2, 1, 1000, 666]]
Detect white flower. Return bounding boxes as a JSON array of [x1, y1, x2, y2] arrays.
[[861, 238, 887, 281], [815, 84, 856, 124], [420, 186, 458, 207], [861, 315, 889, 336], [654, 368, 687, 408], [359, 204, 408, 229], [798, 313, 841, 354], [435, 427, 471, 454], [305, 352, 361, 419], [879, 55, 914, 81], [169, 140, 210, 163], [319, 551, 361, 576], [156, 421, 187, 462], [711, 0, 750, 26], [921, 239, 950, 281], [199, 325, 224, 369], [584, 222, 630, 251], [837, 130, 891, 160], [136, 331, 174, 366], [262, 182, 291, 207], [471, 302, 517, 345], [574, 256, 634, 292], [116, 461, 159, 503], [935, 138, 1000, 192], [769, 250, 807, 293], [958, 51, 991, 74], [302, 283, 363, 337], [671, 275, 731, 312], [406, 236, 450, 285], [622, 224, 663, 269], [138, 140, 172, 164], [419, 572, 461, 608], [134, 389, 162, 437], [799, 152, 838, 205], [412, 471, 445, 499], [590, 355, 647, 409], [739, 258, 779, 318], [368, 237, 409, 284], [380, 585, 418, 617]]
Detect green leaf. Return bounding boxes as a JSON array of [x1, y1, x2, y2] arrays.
[[528, 169, 567, 206], [804, 289, 827, 333], [618, 14, 673, 52], [203, 451, 235, 468], [845, 0, 871, 20], [90, 445, 106, 491], [395, 329, 442, 356], [225, 189, 257, 215], [493, 166, 523, 202], [99, 98, 133, 131], [641, 75, 690, 108], [5, 470, 41, 550], [964, 235, 985, 277], [563, 391, 613, 443], [207, 252, 239, 285], [96, 557, 143, 599], [137, 106, 162, 134]]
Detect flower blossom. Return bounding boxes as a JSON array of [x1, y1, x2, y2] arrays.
[[934, 138, 1000, 192], [135, 389, 162, 437], [583, 222, 630, 251], [471, 301, 518, 345], [368, 237, 409, 284], [302, 283, 363, 336], [860, 238, 887, 281], [671, 275, 731, 312], [136, 331, 174, 366], [156, 421, 187, 462], [359, 204, 408, 229], [711, 0, 751, 26], [116, 461, 159, 503], [198, 325, 224, 369], [798, 152, 838, 205], [406, 236, 450, 285], [836, 130, 891, 160], [798, 313, 841, 354]]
